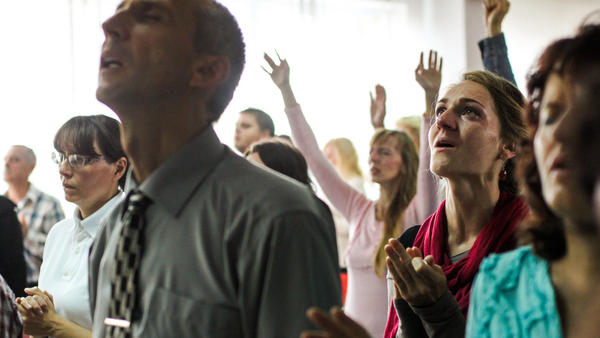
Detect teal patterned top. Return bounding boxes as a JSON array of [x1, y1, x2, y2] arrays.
[[466, 246, 563, 338]]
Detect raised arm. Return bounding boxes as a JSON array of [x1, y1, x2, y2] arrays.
[[415, 50, 442, 117], [478, 0, 517, 86], [263, 53, 371, 221], [403, 51, 442, 227]]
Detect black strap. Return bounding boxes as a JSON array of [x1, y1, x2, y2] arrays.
[[398, 224, 421, 248]]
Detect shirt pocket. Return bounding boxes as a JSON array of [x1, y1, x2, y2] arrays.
[[137, 287, 242, 337]]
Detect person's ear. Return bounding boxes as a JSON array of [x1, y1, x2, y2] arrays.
[[259, 129, 272, 140], [113, 157, 128, 181], [190, 55, 230, 88], [500, 142, 517, 161]]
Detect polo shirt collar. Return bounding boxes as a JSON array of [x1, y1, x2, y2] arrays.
[[70, 191, 124, 237]]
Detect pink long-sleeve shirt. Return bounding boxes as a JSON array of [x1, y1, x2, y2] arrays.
[[285, 105, 438, 338]]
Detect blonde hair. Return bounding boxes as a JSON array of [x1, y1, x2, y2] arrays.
[[395, 116, 421, 138], [370, 129, 419, 277], [324, 137, 363, 178]]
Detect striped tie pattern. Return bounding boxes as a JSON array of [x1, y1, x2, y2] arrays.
[[106, 190, 152, 338]]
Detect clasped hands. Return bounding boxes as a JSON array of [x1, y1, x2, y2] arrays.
[[385, 238, 447, 307], [16, 287, 58, 336]]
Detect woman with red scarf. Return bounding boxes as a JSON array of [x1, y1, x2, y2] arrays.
[[381, 67, 529, 337], [380, 67, 530, 338], [301, 69, 529, 338]]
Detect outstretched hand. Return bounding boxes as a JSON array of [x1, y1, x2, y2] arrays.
[[415, 50, 442, 96], [301, 307, 371, 338], [483, 0, 510, 37], [370, 84, 386, 129], [385, 238, 447, 307], [263, 52, 290, 90]]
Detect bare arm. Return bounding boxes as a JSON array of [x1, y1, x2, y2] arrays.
[[263, 52, 372, 222]]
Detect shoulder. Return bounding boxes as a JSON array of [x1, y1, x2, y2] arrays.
[[46, 218, 74, 239], [477, 246, 544, 288], [472, 245, 551, 310], [469, 248, 560, 337], [0, 196, 16, 213], [214, 151, 327, 217]]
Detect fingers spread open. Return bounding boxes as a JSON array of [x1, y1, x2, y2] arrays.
[[263, 53, 277, 68]]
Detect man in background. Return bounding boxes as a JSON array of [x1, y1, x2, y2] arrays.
[[3, 145, 64, 287], [234, 108, 275, 153]]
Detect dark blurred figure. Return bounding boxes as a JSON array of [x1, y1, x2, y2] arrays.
[[245, 140, 313, 191], [0, 196, 26, 298]]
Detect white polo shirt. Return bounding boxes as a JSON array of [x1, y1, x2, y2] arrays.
[[38, 192, 123, 334]]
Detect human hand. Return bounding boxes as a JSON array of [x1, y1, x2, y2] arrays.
[[385, 238, 447, 307], [301, 307, 371, 338], [263, 51, 290, 90], [19, 213, 28, 237], [370, 84, 386, 129], [483, 0, 510, 37], [16, 287, 58, 336], [415, 50, 442, 96]]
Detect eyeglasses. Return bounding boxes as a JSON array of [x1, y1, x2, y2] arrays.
[[51, 152, 104, 168]]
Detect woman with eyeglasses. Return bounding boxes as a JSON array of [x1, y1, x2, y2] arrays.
[[16, 115, 127, 338]]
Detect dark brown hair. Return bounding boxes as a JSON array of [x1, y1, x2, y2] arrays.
[[520, 23, 600, 261], [193, 1, 245, 123], [54, 115, 128, 190], [241, 108, 275, 136], [245, 141, 313, 192]]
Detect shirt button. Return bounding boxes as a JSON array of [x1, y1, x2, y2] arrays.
[[75, 248, 81, 254]]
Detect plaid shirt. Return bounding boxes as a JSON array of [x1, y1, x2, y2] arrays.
[[0, 274, 22, 338], [12, 184, 65, 284]]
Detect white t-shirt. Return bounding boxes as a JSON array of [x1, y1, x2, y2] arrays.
[[38, 192, 123, 334]]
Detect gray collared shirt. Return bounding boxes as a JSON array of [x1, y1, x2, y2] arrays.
[[89, 127, 341, 338]]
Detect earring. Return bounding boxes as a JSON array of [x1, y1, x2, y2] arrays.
[[499, 165, 507, 181]]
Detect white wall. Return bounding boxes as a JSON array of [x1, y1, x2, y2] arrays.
[[1, 0, 599, 216]]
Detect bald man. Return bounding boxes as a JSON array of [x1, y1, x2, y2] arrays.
[[4, 145, 64, 287]]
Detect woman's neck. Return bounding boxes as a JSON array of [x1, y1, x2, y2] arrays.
[[378, 181, 399, 217], [7, 181, 29, 204], [551, 221, 600, 337], [78, 188, 120, 220], [444, 177, 500, 256]]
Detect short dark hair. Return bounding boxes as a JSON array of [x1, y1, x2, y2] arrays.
[[54, 115, 128, 190], [241, 108, 275, 136], [520, 23, 600, 261], [192, 1, 246, 123], [245, 141, 312, 192]]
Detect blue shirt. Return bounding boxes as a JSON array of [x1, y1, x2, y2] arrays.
[[466, 246, 562, 338]]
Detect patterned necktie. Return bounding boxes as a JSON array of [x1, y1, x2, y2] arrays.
[[106, 190, 152, 338]]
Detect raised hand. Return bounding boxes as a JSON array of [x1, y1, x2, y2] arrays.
[[370, 84, 386, 129], [263, 51, 290, 90], [483, 0, 510, 37], [385, 238, 447, 307], [415, 50, 442, 95], [301, 307, 371, 338]]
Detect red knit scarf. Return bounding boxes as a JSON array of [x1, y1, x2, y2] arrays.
[[384, 191, 529, 337]]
